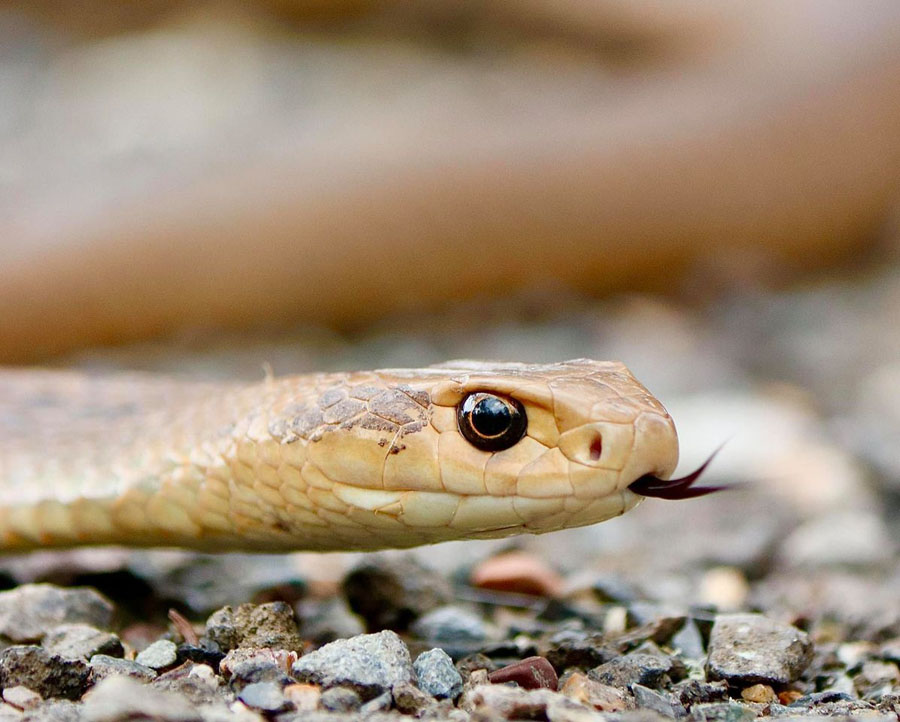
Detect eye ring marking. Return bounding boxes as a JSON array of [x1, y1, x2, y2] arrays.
[[457, 392, 527, 452]]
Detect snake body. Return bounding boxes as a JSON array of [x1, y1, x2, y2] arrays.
[[0, 360, 679, 552]]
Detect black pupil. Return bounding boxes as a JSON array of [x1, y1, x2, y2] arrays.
[[471, 397, 511, 437]]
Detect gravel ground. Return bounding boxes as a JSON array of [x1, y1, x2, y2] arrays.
[[2, 256, 900, 720]]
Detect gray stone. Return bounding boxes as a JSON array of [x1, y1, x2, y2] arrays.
[[689, 702, 758, 721], [706, 614, 813, 686], [42, 625, 122, 662], [410, 606, 488, 643], [589, 653, 674, 689], [82, 675, 201, 722], [204, 603, 302, 652], [291, 630, 414, 701], [632, 684, 684, 719], [341, 555, 452, 631], [219, 648, 294, 689], [88, 654, 156, 684], [413, 648, 463, 699], [320, 686, 362, 712], [237, 681, 290, 713], [0, 646, 89, 700], [671, 621, 705, 660], [0, 586, 114, 644], [543, 629, 614, 671], [135, 640, 178, 670], [391, 681, 435, 714]]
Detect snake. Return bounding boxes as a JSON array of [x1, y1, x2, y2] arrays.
[[0, 359, 716, 552]]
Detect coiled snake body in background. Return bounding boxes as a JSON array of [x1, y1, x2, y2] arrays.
[[0, 360, 709, 552]]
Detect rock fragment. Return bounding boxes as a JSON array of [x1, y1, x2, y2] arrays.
[[391, 681, 435, 714], [706, 614, 813, 686], [589, 653, 674, 689], [290, 630, 414, 700], [204, 602, 303, 652], [88, 655, 157, 684], [42, 625, 123, 662], [632, 684, 684, 718], [319, 686, 362, 711], [413, 648, 462, 699], [489, 656, 558, 690], [219, 648, 295, 689], [559, 672, 629, 712], [0, 646, 89, 700], [135, 640, 179, 670], [0, 585, 114, 643], [237, 681, 290, 713]]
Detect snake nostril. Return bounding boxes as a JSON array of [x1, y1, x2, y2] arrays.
[[589, 433, 603, 461]]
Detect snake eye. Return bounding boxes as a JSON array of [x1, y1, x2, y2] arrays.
[[457, 392, 527, 451]]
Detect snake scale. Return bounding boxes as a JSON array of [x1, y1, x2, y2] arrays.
[[0, 359, 713, 552]]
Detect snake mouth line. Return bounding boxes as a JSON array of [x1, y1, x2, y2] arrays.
[[628, 451, 724, 500]]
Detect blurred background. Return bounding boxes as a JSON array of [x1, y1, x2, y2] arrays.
[[1, 0, 900, 633]]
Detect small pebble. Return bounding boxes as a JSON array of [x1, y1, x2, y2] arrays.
[[283, 683, 321, 711], [543, 629, 613, 670], [632, 684, 684, 719], [43, 624, 123, 661], [237, 681, 290, 713], [413, 648, 463, 699], [205, 602, 303, 653], [320, 685, 362, 711], [1, 687, 41, 711], [671, 619, 705, 660], [690, 701, 759, 721], [88, 654, 157, 684], [673, 679, 729, 706], [341, 555, 452, 631], [740, 683, 777, 703], [559, 672, 629, 712], [589, 653, 673, 689], [135, 640, 179, 670], [488, 656, 558, 690], [0, 645, 89, 700], [391, 680, 435, 714], [706, 613, 813, 686], [0, 585, 114, 643], [290, 630, 415, 700], [219, 648, 295, 689], [470, 552, 565, 598]]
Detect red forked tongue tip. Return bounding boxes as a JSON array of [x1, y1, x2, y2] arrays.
[[628, 449, 728, 500]]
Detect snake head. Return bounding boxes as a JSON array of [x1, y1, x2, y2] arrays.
[[415, 358, 681, 539], [235, 358, 693, 550]]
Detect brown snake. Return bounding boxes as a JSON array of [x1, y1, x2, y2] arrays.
[[0, 360, 714, 552]]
